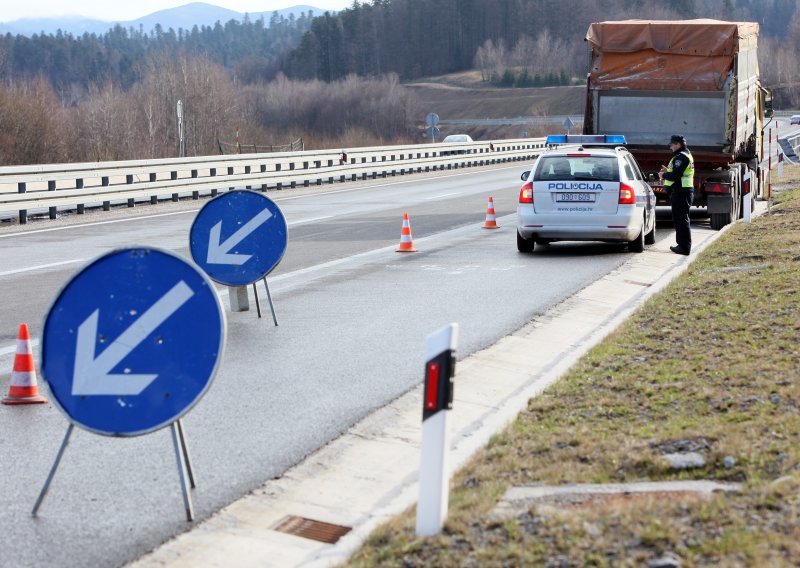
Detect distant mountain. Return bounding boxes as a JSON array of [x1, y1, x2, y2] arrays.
[[0, 3, 325, 37]]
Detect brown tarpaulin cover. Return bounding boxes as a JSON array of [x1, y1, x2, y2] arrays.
[[586, 20, 759, 91]]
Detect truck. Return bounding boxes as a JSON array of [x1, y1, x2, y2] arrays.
[[583, 19, 772, 229]]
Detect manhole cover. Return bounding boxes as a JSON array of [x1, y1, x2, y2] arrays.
[[272, 515, 351, 544]]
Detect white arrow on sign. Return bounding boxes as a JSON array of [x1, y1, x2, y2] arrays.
[[207, 208, 273, 265], [71, 281, 195, 396]]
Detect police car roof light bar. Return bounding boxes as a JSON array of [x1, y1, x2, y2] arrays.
[[546, 134, 626, 146]]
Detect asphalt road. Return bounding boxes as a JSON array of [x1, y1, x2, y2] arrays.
[[2, 164, 679, 567]]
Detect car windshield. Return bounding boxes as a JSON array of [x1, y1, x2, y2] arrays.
[[533, 156, 620, 182]]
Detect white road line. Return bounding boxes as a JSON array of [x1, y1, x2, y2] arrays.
[[0, 209, 201, 239], [424, 192, 461, 200], [0, 259, 88, 277], [287, 215, 333, 226], [0, 164, 521, 238], [0, 338, 38, 356], [0, 212, 519, 358]]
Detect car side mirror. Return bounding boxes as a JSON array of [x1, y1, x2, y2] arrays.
[[521, 171, 530, 181]]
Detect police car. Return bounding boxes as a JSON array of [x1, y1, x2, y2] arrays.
[[516, 135, 656, 253]]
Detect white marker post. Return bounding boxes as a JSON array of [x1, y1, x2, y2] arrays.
[[743, 170, 752, 223], [416, 323, 458, 537]]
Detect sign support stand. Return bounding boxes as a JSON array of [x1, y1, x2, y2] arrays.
[[32, 421, 198, 520], [250, 279, 278, 325], [263, 278, 279, 326], [252, 282, 263, 319], [32, 424, 74, 517], [176, 420, 196, 489], [171, 422, 195, 521]]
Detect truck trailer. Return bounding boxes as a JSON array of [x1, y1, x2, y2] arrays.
[[583, 19, 772, 229]]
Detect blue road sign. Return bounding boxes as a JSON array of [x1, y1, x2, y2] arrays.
[[189, 190, 288, 286], [41, 248, 225, 437]]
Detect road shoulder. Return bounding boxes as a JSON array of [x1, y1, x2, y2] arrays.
[[130, 202, 765, 568]]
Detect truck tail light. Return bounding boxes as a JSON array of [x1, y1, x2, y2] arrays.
[[519, 181, 533, 204], [618, 183, 636, 205], [705, 182, 732, 194]]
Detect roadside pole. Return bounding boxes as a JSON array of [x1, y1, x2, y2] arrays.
[[416, 323, 458, 537]]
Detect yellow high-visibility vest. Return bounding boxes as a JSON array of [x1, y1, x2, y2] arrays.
[[664, 151, 695, 189]]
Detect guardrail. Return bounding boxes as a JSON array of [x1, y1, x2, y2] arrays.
[[0, 138, 546, 224], [787, 132, 800, 157]]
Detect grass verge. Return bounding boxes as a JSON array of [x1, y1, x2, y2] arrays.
[[347, 171, 800, 567]]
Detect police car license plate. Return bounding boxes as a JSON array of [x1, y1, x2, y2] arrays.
[[556, 193, 595, 202]]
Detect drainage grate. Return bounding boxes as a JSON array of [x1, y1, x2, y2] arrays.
[[272, 515, 351, 544]]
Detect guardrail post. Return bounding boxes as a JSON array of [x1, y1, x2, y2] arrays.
[[47, 180, 57, 219], [16, 182, 27, 224], [101, 176, 111, 211], [76, 178, 86, 212], [170, 171, 179, 201]]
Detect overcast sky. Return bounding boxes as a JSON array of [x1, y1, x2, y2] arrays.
[[0, 1, 351, 22]]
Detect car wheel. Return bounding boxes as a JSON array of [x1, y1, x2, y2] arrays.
[[517, 231, 535, 253], [644, 214, 656, 245], [628, 221, 645, 253]]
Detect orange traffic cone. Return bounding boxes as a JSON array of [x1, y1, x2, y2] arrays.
[[2, 324, 47, 405], [482, 196, 499, 229], [396, 213, 417, 252]]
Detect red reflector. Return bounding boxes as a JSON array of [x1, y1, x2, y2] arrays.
[[425, 362, 440, 410], [618, 182, 636, 205], [567, 153, 590, 157], [705, 182, 731, 194], [519, 181, 533, 204]]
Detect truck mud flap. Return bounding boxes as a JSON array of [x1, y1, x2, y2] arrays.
[[707, 194, 732, 214]]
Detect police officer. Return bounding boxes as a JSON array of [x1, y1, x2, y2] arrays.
[[659, 135, 694, 255]]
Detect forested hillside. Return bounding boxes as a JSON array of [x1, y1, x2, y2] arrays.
[[0, 0, 798, 166], [0, 12, 314, 94], [286, 0, 800, 99]]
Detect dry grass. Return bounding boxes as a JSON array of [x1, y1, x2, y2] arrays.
[[347, 170, 800, 567]]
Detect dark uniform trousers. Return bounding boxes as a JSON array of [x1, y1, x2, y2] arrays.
[[670, 188, 694, 251]]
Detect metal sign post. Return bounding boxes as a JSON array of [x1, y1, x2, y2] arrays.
[[563, 116, 575, 135], [426, 112, 440, 143], [416, 323, 458, 537], [190, 190, 288, 325], [34, 247, 225, 521], [177, 100, 185, 158]]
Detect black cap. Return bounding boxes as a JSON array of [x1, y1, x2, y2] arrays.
[[670, 135, 686, 145]]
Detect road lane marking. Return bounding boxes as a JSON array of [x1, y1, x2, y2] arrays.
[[0, 210, 201, 239], [0, 338, 39, 356], [0, 215, 330, 279], [288, 215, 333, 226], [0, 259, 88, 277], [424, 192, 461, 200], [0, 211, 519, 356]]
